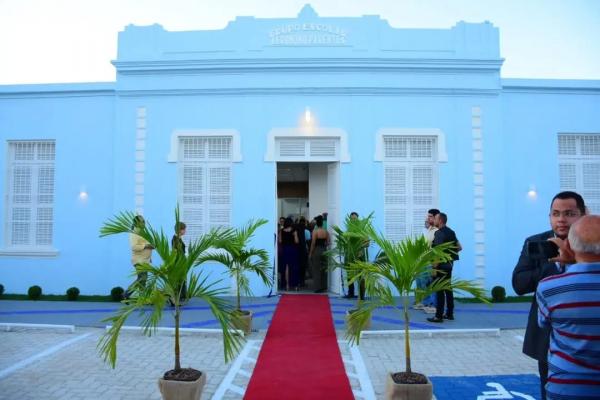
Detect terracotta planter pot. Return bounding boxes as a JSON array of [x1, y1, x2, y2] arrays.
[[158, 372, 207, 400], [233, 310, 252, 335], [384, 372, 432, 400]]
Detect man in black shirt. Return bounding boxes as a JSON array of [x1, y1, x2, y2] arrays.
[[427, 212, 462, 323]]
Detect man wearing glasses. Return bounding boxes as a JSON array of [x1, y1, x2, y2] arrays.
[[512, 191, 586, 400]]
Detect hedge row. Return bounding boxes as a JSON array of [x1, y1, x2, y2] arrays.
[[0, 284, 126, 302]]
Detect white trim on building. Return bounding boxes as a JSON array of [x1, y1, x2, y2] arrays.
[[168, 129, 242, 163], [265, 128, 350, 162]]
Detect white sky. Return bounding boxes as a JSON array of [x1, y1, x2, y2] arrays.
[[1, 0, 599, 84]]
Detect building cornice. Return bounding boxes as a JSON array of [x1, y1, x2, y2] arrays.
[[502, 78, 600, 94], [0, 82, 115, 99], [112, 57, 504, 75], [114, 87, 501, 97]]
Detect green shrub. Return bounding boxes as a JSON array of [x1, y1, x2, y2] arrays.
[[491, 285, 507, 302], [66, 287, 80, 301], [110, 286, 125, 302], [0, 284, 4, 296], [28, 285, 42, 300]]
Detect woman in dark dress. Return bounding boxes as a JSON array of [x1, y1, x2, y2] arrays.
[[279, 217, 299, 291], [294, 217, 309, 287], [309, 215, 330, 293]]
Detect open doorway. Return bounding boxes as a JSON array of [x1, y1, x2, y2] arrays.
[[276, 161, 340, 295]]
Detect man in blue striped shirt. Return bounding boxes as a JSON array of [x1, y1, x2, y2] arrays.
[[537, 215, 600, 400]]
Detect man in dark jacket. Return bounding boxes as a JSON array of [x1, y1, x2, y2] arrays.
[[427, 212, 462, 323], [512, 191, 586, 400]]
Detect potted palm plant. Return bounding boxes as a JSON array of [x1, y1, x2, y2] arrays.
[[345, 224, 488, 400], [328, 213, 374, 332], [98, 208, 244, 400], [210, 219, 271, 335]]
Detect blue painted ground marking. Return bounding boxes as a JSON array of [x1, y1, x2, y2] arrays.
[[430, 374, 540, 400], [180, 310, 275, 328], [181, 319, 219, 328], [0, 303, 276, 316], [329, 302, 355, 308], [453, 308, 528, 315], [371, 315, 444, 330]]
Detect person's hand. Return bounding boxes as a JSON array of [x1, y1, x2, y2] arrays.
[[548, 237, 575, 265]]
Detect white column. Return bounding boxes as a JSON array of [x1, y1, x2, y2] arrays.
[[135, 107, 146, 215], [472, 106, 486, 288]]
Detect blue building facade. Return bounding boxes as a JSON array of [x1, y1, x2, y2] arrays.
[[1, 5, 599, 296]]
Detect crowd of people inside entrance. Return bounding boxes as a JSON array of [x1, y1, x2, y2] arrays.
[[277, 214, 330, 293]]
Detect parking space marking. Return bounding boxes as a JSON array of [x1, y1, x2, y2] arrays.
[[0, 332, 93, 380]]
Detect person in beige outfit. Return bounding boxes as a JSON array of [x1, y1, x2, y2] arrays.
[[128, 215, 154, 297]]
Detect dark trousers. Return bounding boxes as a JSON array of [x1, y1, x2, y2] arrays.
[[538, 359, 548, 400], [434, 264, 453, 318]]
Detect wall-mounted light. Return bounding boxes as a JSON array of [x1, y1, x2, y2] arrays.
[[79, 187, 89, 202], [304, 107, 312, 123], [527, 185, 537, 200]]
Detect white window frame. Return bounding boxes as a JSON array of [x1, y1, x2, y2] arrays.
[[177, 136, 234, 242], [558, 133, 600, 214], [378, 133, 441, 242], [265, 127, 350, 162], [2, 140, 58, 257]]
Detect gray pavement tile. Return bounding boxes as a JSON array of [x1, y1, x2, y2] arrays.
[[0, 297, 536, 399]]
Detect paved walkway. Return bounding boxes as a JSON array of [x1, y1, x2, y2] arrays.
[[0, 296, 540, 400]]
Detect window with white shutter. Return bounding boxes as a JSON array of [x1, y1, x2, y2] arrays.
[[5, 141, 56, 249], [178, 137, 232, 242], [383, 136, 437, 242], [558, 134, 600, 213]]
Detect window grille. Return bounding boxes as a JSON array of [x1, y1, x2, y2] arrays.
[[383, 137, 437, 241], [558, 134, 600, 214], [276, 137, 339, 160], [179, 137, 232, 242], [309, 139, 337, 157], [5, 141, 55, 248]]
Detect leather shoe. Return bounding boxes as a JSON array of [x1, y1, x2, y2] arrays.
[[427, 317, 444, 323], [343, 294, 357, 299], [443, 315, 454, 320]]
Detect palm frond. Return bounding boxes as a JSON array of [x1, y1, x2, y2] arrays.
[[343, 225, 489, 373], [97, 207, 245, 369], [210, 219, 271, 309]]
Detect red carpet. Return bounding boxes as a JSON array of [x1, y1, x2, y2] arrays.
[[244, 294, 354, 400]]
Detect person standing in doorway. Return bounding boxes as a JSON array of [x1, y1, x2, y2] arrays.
[[427, 212, 461, 323], [309, 214, 330, 293], [294, 217, 309, 288], [128, 215, 154, 298], [513, 191, 586, 400], [277, 217, 286, 289], [279, 217, 299, 291]]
